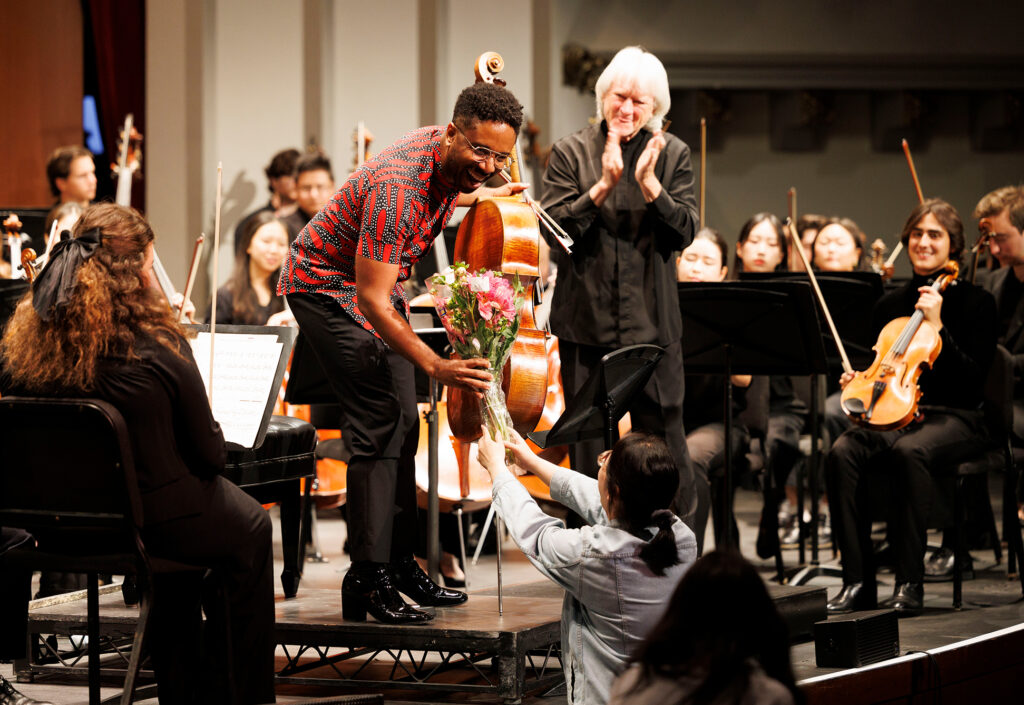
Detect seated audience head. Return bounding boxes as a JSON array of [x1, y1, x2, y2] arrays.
[[735, 213, 786, 274], [812, 217, 865, 272], [228, 211, 289, 324], [899, 198, 964, 277], [593, 46, 671, 137], [294, 151, 335, 218], [974, 185, 1024, 269], [678, 227, 728, 282], [2, 203, 182, 393], [601, 432, 681, 575], [627, 549, 803, 704], [443, 82, 524, 193], [265, 148, 300, 208], [46, 145, 97, 205]]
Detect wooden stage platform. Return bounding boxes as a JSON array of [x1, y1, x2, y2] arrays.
[[13, 579, 826, 704]]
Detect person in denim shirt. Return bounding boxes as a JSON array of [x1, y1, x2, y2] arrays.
[[478, 430, 698, 705]]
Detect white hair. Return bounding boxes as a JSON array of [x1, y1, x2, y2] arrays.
[[594, 46, 671, 132]]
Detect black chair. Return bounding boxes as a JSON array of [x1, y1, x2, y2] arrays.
[[940, 345, 1024, 608], [0, 397, 217, 705]]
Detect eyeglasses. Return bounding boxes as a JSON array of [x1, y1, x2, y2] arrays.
[[454, 124, 511, 167], [597, 449, 612, 470]]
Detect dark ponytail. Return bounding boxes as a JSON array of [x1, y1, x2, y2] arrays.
[[639, 508, 681, 576], [605, 433, 681, 575]]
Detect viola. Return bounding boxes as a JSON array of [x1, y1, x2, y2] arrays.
[[840, 262, 959, 431]]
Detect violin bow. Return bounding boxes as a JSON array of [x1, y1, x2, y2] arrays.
[[699, 117, 706, 227], [785, 214, 853, 374], [885, 138, 925, 270], [179, 234, 205, 323]]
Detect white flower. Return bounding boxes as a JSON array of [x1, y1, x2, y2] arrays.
[[469, 275, 490, 293], [442, 266, 456, 285], [472, 338, 482, 352]]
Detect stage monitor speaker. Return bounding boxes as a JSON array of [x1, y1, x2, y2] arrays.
[[814, 609, 899, 668]]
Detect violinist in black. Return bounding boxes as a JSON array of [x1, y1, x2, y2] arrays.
[[825, 199, 997, 616]]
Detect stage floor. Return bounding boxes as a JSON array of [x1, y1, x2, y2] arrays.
[[6, 487, 1024, 704]]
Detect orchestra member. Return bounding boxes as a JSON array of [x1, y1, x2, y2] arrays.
[[44, 146, 97, 233], [282, 151, 336, 238], [733, 212, 787, 274], [812, 217, 866, 272], [541, 46, 699, 531], [279, 82, 527, 624], [1, 528, 53, 705], [678, 229, 752, 551], [0, 203, 277, 703], [790, 213, 827, 273], [234, 147, 301, 252], [477, 429, 697, 705], [976, 186, 1024, 528], [732, 215, 810, 552], [207, 211, 293, 326], [826, 199, 996, 616]]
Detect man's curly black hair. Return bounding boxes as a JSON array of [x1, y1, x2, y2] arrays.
[[452, 83, 523, 133]]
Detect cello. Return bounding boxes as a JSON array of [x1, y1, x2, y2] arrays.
[[446, 52, 549, 447]]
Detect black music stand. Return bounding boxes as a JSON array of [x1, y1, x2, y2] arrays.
[[740, 272, 883, 578], [678, 282, 828, 567], [528, 344, 665, 452], [410, 305, 453, 583]]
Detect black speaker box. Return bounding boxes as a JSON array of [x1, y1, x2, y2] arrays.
[[814, 609, 900, 668]]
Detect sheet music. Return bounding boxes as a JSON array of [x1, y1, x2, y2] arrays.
[[190, 332, 282, 448]]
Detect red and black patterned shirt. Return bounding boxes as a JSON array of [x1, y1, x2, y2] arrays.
[[278, 126, 459, 337]]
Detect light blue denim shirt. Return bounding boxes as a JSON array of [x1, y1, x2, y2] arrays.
[[491, 467, 698, 705]]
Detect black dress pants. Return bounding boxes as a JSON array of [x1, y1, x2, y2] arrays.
[[287, 292, 419, 563], [559, 339, 695, 529], [825, 410, 987, 586]]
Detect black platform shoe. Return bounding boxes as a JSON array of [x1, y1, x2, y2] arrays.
[[390, 555, 468, 607], [880, 582, 923, 616], [341, 564, 433, 624], [0, 675, 53, 705], [826, 582, 877, 614]]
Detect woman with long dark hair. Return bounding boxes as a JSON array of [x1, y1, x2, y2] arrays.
[[610, 550, 802, 705], [1, 203, 277, 704], [478, 429, 698, 705]]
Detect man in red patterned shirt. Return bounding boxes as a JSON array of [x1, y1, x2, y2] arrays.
[[280, 82, 525, 624]]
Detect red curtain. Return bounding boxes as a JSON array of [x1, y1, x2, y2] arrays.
[[86, 0, 146, 212]]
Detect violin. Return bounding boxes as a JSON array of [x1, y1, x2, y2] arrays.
[[840, 261, 959, 431]]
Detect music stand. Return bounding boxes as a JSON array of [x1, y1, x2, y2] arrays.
[[678, 282, 828, 564], [528, 344, 665, 452], [739, 272, 883, 577]]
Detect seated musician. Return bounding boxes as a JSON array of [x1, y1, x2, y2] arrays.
[[811, 217, 866, 273], [826, 198, 997, 616], [732, 215, 814, 550], [678, 228, 751, 552], [789, 213, 827, 273], [234, 147, 301, 252], [477, 429, 697, 705], [281, 151, 335, 239], [43, 146, 97, 234], [976, 186, 1024, 526], [0, 204, 277, 703], [206, 210, 293, 326]]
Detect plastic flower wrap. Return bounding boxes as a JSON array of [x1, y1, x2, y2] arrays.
[[429, 262, 525, 453]]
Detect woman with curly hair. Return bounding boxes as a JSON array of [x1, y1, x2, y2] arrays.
[[0, 203, 276, 704]]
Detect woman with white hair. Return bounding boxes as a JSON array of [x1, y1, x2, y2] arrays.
[[541, 46, 701, 533]]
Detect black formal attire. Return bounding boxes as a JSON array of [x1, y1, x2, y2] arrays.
[[541, 122, 699, 527], [203, 281, 284, 326], [1, 338, 276, 704], [826, 274, 996, 587], [684, 374, 749, 552], [982, 266, 1024, 441]]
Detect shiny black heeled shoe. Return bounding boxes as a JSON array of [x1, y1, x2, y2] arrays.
[[341, 564, 433, 624], [390, 555, 468, 607], [826, 582, 878, 614]]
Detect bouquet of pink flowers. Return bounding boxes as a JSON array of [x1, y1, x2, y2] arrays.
[[429, 262, 525, 447]]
